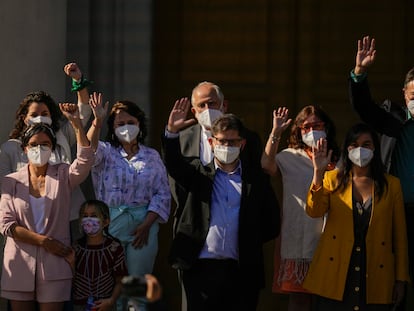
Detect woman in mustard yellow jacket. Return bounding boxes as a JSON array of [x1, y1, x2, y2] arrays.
[[304, 123, 409, 310]]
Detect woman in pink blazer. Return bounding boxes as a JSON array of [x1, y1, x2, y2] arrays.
[[0, 104, 94, 311]]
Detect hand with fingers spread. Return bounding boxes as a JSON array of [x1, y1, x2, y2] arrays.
[[167, 97, 197, 133], [272, 107, 292, 136], [89, 92, 109, 122], [355, 35, 376, 75], [312, 138, 332, 188]]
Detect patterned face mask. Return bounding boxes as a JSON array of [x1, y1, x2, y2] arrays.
[[81, 217, 102, 236]]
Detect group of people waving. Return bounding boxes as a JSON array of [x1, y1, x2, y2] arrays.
[[0, 35, 412, 311]]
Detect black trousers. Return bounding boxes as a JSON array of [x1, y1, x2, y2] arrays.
[[182, 259, 260, 311]]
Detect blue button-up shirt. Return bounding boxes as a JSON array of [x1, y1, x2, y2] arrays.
[[199, 161, 242, 260]]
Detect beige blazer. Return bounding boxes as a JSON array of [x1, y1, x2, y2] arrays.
[[0, 146, 94, 291]]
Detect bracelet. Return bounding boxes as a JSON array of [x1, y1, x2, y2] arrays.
[[270, 134, 280, 144], [71, 75, 93, 92]]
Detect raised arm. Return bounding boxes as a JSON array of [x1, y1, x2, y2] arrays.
[[64, 62, 92, 127], [59, 103, 89, 147], [261, 107, 291, 176], [311, 138, 332, 189], [166, 97, 197, 133], [87, 92, 108, 151], [349, 36, 402, 137], [354, 35, 376, 75]]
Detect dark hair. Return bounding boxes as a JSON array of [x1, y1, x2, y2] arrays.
[[106, 100, 147, 147], [335, 123, 387, 199], [211, 113, 246, 138], [10, 91, 63, 139], [288, 105, 340, 162], [78, 199, 115, 240], [21, 123, 57, 151], [404, 67, 414, 87]]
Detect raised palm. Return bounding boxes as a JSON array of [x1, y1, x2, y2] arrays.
[[356, 36, 376, 69], [312, 138, 332, 171], [272, 107, 291, 135], [167, 97, 196, 133], [89, 92, 108, 120]]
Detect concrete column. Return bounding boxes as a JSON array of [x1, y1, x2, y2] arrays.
[[0, 0, 67, 143]]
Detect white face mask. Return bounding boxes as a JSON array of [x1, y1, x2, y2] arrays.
[[213, 145, 240, 164], [27, 145, 52, 167], [407, 100, 414, 116], [115, 124, 140, 143], [348, 147, 374, 167], [197, 109, 223, 130], [301, 130, 326, 147], [28, 116, 52, 126]]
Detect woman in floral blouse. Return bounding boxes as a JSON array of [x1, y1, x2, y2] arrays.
[[88, 93, 171, 281]]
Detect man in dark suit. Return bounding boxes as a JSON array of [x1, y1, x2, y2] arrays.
[[169, 82, 264, 231], [166, 82, 264, 310], [162, 98, 280, 311]]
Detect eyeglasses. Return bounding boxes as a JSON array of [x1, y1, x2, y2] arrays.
[[213, 137, 243, 146], [28, 143, 52, 150], [300, 122, 325, 132]]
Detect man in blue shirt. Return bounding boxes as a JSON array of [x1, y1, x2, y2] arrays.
[[162, 98, 280, 311]]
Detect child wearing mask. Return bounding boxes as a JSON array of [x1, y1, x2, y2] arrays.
[[69, 199, 128, 311]]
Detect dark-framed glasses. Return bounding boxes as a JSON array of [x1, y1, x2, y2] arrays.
[[213, 137, 243, 146]]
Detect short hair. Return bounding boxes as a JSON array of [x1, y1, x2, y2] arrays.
[[211, 113, 246, 138], [404, 67, 414, 87], [191, 81, 224, 106], [21, 123, 57, 151], [106, 100, 147, 146], [10, 91, 63, 139], [288, 105, 340, 162]]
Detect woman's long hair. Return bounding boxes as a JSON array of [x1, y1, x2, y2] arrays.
[[335, 123, 387, 199], [10, 91, 63, 139]]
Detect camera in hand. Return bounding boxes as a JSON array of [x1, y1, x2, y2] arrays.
[[121, 275, 148, 298]]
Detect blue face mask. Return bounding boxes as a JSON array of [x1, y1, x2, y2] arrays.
[[81, 217, 102, 236]]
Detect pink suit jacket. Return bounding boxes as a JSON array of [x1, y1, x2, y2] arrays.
[[0, 146, 94, 292]]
